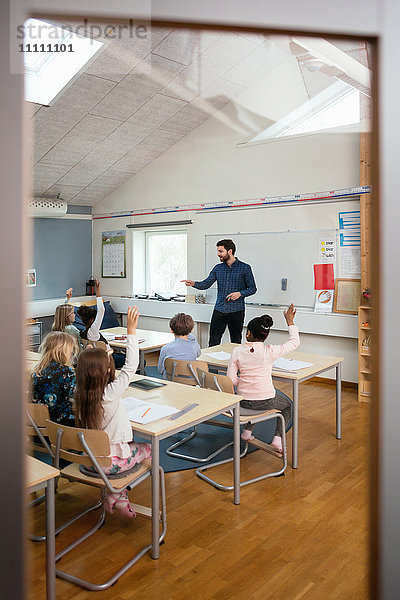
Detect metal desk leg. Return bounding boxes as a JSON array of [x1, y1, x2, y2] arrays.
[[151, 437, 160, 559], [336, 362, 342, 439], [292, 380, 299, 469], [233, 403, 240, 505], [45, 478, 56, 600], [139, 351, 145, 375]]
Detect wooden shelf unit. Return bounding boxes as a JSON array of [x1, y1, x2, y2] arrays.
[[358, 305, 372, 402]]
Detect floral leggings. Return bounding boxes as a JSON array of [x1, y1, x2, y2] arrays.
[[103, 442, 152, 476]]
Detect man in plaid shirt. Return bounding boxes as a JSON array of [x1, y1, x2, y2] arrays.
[[182, 239, 256, 346]]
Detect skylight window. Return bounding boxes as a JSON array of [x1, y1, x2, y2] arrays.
[[22, 19, 103, 105], [244, 80, 360, 145]]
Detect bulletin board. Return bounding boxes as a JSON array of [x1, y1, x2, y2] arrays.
[[102, 230, 126, 278]]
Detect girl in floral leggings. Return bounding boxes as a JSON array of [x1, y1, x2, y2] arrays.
[[75, 306, 151, 518]]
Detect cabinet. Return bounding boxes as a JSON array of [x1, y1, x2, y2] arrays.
[[27, 320, 42, 349], [358, 305, 371, 402]]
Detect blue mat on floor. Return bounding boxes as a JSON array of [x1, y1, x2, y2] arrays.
[[138, 366, 292, 473]]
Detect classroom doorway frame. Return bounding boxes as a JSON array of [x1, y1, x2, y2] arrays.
[[3, 2, 386, 599]]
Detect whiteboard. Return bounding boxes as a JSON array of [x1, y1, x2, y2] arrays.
[[205, 230, 338, 308]]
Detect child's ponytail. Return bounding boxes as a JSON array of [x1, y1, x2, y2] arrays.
[[247, 314, 273, 342]]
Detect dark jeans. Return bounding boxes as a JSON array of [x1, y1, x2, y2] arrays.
[[240, 389, 292, 437], [209, 309, 245, 346]]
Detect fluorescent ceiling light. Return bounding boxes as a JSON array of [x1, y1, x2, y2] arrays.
[[23, 19, 103, 105]]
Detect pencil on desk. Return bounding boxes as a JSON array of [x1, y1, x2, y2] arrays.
[[141, 407, 151, 418]]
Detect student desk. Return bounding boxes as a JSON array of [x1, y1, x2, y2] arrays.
[[100, 327, 174, 374], [26, 456, 59, 600], [198, 344, 344, 469], [122, 375, 241, 559]]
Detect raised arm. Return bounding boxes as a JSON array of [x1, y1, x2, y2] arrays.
[[269, 304, 300, 359], [87, 280, 104, 341], [103, 306, 140, 400]]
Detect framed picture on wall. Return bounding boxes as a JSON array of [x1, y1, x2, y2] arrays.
[[333, 278, 361, 314]]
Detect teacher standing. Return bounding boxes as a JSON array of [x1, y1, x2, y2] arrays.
[[182, 239, 257, 346]]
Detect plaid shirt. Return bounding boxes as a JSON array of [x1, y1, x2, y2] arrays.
[[194, 258, 256, 313]]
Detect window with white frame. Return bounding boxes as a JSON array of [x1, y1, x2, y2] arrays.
[[145, 230, 187, 295]]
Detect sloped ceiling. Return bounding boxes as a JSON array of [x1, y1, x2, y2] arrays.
[[29, 23, 371, 206]]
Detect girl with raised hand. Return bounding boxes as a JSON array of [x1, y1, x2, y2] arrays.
[[227, 303, 299, 453], [75, 306, 151, 518]]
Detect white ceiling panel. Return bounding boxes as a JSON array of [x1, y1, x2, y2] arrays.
[[161, 102, 214, 135], [40, 115, 122, 165], [33, 74, 116, 162], [57, 164, 103, 187], [77, 121, 152, 170], [32, 163, 72, 195], [127, 93, 186, 130], [152, 29, 223, 65], [42, 184, 84, 201], [111, 129, 183, 173]]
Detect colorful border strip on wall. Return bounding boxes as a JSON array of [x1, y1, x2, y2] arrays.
[[92, 185, 371, 220]]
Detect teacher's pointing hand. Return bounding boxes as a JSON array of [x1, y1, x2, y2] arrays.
[[181, 279, 195, 287]]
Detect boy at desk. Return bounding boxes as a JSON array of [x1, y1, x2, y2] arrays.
[[158, 313, 201, 379]]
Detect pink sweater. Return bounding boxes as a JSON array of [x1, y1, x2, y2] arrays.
[[227, 325, 300, 401]]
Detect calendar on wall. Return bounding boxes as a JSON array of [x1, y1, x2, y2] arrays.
[[102, 230, 126, 278]]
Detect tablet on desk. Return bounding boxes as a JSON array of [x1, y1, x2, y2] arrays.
[[129, 379, 167, 391]]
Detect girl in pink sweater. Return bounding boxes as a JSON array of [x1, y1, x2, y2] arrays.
[[227, 303, 299, 453]]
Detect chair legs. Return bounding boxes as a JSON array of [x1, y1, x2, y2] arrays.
[[196, 413, 287, 489], [165, 424, 234, 463], [54, 467, 167, 591]]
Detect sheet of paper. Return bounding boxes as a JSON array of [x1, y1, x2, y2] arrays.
[[122, 396, 179, 424], [314, 289, 334, 313], [102, 332, 116, 340], [204, 351, 232, 360], [273, 358, 313, 371], [341, 247, 361, 275], [313, 263, 335, 290]]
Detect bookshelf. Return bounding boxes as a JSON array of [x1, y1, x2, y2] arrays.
[[358, 304, 371, 401]]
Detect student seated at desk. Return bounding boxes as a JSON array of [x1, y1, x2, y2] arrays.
[[52, 287, 82, 349], [77, 279, 125, 369], [31, 331, 78, 425], [75, 306, 151, 518], [157, 313, 201, 379], [227, 304, 299, 453]]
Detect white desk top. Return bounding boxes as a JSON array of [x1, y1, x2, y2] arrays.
[[198, 343, 344, 381], [101, 327, 174, 351], [123, 374, 240, 438]]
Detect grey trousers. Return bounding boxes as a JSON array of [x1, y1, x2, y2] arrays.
[[240, 389, 292, 437]]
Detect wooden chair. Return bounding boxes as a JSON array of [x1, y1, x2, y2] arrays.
[[45, 420, 166, 591], [26, 403, 56, 540], [26, 403, 53, 459], [81, 338, 108, 351], [164, 359, 233, 462], [195, 368, 287, 489]]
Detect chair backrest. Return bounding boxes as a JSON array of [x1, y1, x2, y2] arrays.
[[46, 420, 111, 468], [26, 403, 53, 456], [164, 359, 209, 386], [196, 368, 235, 395], [81, 339, 108, 351]]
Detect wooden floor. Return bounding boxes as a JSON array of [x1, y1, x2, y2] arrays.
[[27, 379, 370, 600]]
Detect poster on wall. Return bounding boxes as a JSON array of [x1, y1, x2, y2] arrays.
[[102, 230, 126, 278], [25, 269, 36, 286]]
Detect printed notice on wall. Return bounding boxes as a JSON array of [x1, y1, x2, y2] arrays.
[[319, 238, 336, 262], [102, 230, 126, 278], [341, 247, 361, 275]]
